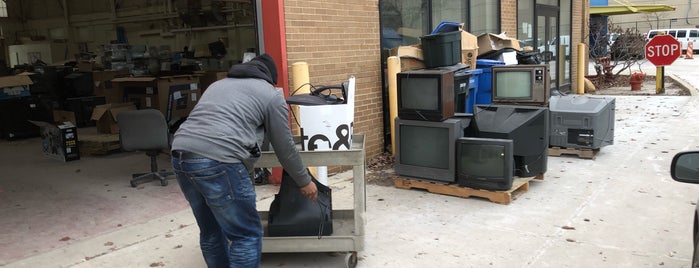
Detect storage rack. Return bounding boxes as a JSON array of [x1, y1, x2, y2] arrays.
[[255, 134, 366, 267]]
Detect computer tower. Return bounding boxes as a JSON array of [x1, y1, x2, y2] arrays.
[[549, 95, 615, 149]]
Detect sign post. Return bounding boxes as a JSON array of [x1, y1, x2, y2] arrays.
[[645, 34, 681, 94]]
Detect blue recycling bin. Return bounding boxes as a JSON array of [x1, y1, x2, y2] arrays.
[[475, 59, 505, 107], [460, 69, 482, 114]]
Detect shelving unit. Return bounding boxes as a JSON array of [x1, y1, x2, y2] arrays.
[[255, 134, 366, 267]]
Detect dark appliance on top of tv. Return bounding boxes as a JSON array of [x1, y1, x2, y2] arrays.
[[397, 68, 454, 121], [472, 104, 549, 178], [491, 64, 550, 106], [456, 137, 515, 191], [549, 95, 616, 150], [394, 117, 471, 183], [63, 72, 94, 98]]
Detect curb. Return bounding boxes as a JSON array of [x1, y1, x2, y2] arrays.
[[668, 73, 697, 97]]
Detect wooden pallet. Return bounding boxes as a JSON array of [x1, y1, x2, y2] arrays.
[[393, 175, 542, 205], [548, 146, 598, 159], [79, 133, 121, 155]]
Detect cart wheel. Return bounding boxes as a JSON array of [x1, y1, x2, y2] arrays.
[[130, 180, 138, 187], [160, 179, 168, 186], [344, 252, 357, 268]]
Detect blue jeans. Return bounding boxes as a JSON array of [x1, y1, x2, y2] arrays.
[[172, 154, 262, 268]]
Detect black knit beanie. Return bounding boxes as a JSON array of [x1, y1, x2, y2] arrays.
[[252, 53, 278, 85]]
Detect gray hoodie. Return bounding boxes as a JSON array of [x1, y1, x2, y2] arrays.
[[171, 56, 311, 187]]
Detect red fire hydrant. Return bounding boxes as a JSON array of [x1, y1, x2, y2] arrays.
[[629, 72, 645, 91]]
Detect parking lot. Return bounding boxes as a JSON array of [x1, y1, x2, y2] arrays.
[[7, 57, 699, 268]]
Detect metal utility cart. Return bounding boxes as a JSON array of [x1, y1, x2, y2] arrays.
[[255, 134, 366, 268]]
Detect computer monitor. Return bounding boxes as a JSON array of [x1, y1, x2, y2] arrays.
[[491, 64, 550, 106], [456, 137, 514, 191], [394, 117, 470, 183], [397, 69, 454, 121], [473, 104, 549, 177]]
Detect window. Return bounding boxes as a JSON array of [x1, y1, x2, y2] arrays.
[[379, 0, 499, 49], [0, 1, 7, 18], [690, 30, 699, 38]]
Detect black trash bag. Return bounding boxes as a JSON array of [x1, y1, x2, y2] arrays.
[[516, 50, 543, 64], [267, 169, 332, 237]]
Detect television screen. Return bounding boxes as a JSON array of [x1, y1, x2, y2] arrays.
[[494, 71, 532, 98], [397, 69, 454, 121], [491, 64, 550, 106], [457, 137, 514, 191], [400, 124, 449, 169], [400, 77, 439, 110], [394, 117, 470, 182]]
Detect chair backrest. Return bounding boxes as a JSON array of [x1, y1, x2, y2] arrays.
[[117, 109, 170, 152]]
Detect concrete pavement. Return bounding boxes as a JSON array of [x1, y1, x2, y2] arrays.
[[7, 58, 699, 268]]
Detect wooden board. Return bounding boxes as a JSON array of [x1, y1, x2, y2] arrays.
[[79, 133, 121, 155], [548, 146, 598, 159], [393, 176, 540, 205]]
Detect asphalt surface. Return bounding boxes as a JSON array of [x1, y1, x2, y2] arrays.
[[7, 57, 699, 268]]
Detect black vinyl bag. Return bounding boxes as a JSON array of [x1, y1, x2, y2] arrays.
[[267, 169, 333, 237]]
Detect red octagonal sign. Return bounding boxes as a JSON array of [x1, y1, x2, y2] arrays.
[[645, 35, 681, 66]]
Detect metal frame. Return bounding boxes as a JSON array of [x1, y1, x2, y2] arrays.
[[255, 134, 366, 255]]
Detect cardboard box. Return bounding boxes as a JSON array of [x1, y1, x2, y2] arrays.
[[112, 75, 200, 123], [0, 75, 33, 100], [196, 71, 227, 94], [388, 45, 426, 71], [90, 103, 137, 134], [53, 110, 77, 126], [92, 70, 131, 103], [29, 120, 80, 162], [461, 30, 478, 50], [461, 48, 478, 70], [477, 33, 521, 56]]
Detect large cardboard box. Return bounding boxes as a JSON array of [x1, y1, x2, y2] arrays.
[[0, 75, 33, 100], [29, 120, 80, 162], [477, 33, 521, 56], [388, 45, 426, 71], [112, 75, 200, 123], [92, 70, 131, 103], [90, 103, 137, 134], [196, 71, 227, 94]]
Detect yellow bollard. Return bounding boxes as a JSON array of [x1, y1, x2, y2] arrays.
[[289, 62, 317, 178], [387, 56, 400, 156], [577, 43, 586, 94]]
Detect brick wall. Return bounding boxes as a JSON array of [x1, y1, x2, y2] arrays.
[[500, 0, 517, 36], [284, 1, 384, 160]]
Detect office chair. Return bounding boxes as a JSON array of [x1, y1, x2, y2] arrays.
[[117, 109, 174, 187]]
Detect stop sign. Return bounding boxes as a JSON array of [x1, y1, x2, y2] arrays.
[[645, 35, 681, 66]]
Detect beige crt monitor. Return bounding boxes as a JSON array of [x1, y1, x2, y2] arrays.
[[491, 64, 550, 106]]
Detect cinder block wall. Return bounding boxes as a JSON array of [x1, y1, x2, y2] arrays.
[[284, 1, 384, 160]]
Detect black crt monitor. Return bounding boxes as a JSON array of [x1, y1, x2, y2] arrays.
[[491, 64, 550, 106], [63, 72, 94, 97], [473, 104, 549, 177], [456, 137, 514, 191], [394, 117, 470, 183], [397, 69, 454, 121]]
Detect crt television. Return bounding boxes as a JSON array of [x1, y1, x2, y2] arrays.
[[394, 117, 470, 183], [473, 104, 549, 178], [397, 69, 454, 121], [456, 137, 514, 191], [549, 95, 616, 149], [491, 64, 550, 106]]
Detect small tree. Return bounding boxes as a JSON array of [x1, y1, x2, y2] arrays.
[[587, 22, 648, 84]]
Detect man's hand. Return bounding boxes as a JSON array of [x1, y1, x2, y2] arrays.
[[300, 182, 318, 202]]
